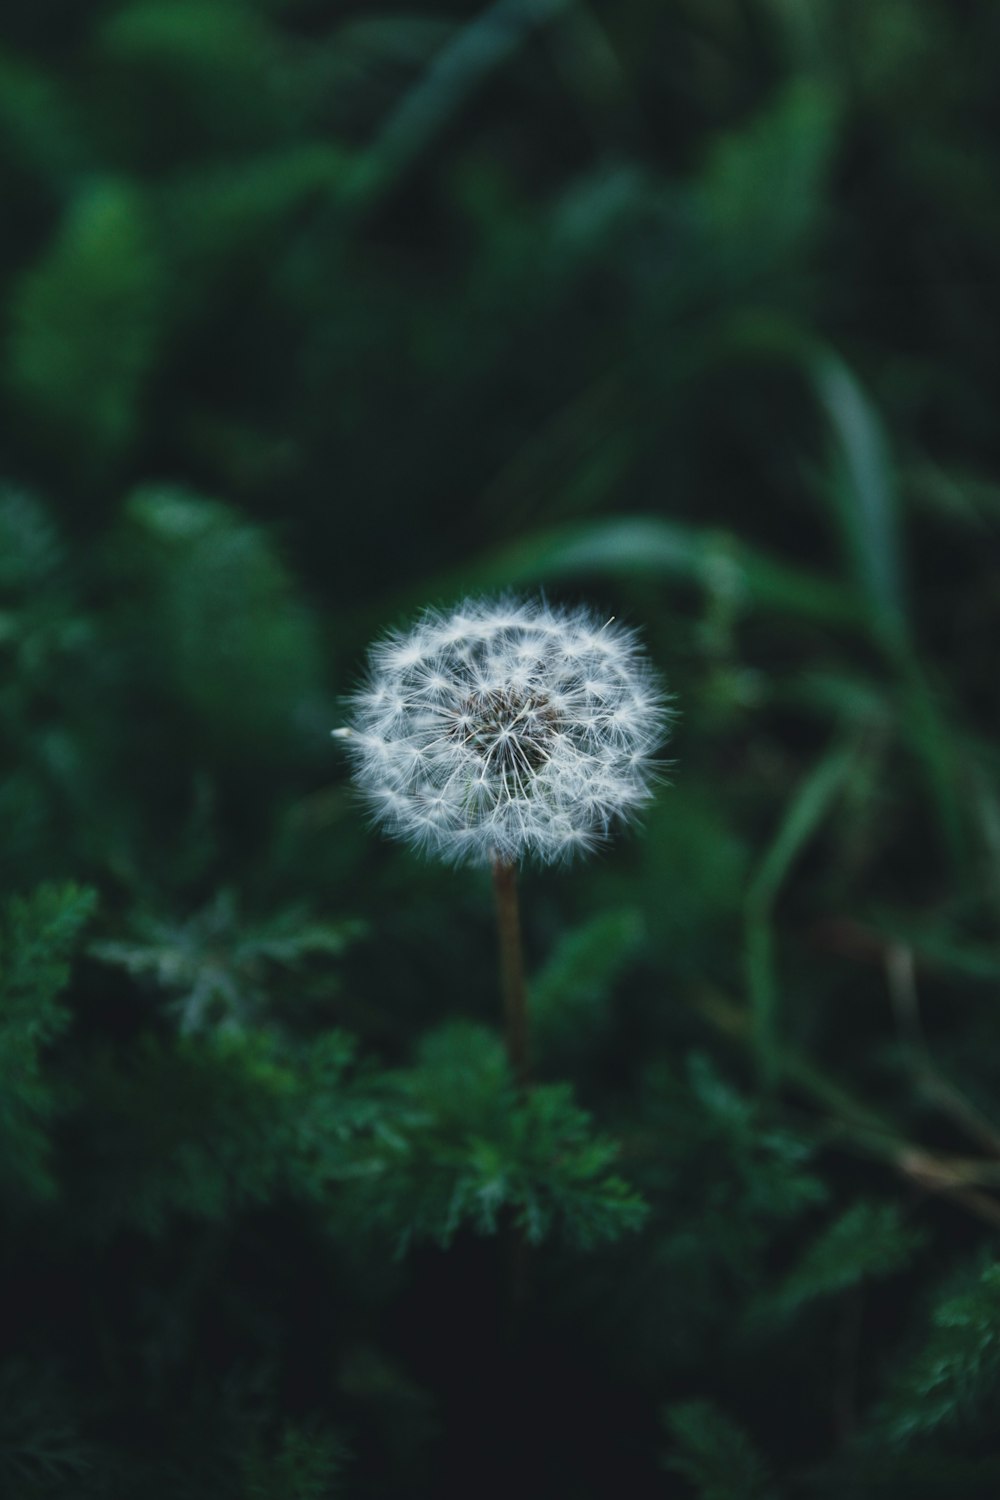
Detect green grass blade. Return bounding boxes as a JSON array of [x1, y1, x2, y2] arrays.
[[346, 0, 572, 206], [810, 351, 908, 647], [380, 517, 863, 632], [747, 739, 858, 1085]]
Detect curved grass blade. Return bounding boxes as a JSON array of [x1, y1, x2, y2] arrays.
[[746, 738, 859, 1087], [382, 516, 863, 633]]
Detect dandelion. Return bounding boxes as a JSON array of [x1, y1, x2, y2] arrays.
[[335, 596, 670, 864], [334, 595, 672, 1083]]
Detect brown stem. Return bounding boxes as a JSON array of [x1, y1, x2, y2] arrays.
[[491, 856, 530, 1089]]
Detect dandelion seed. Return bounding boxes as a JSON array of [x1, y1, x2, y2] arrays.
[[334, 596, 672, 867]]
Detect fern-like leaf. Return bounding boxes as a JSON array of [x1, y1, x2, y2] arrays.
[[664, 1399, 779, 1500]]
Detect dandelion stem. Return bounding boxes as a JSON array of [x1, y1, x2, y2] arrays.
[[491, 856, 530, 1089]]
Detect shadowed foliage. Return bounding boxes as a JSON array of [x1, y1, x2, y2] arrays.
[[2, 1, 1000, 1495]]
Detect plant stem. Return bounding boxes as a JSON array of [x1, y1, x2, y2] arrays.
[[693, 985, 1000, 1231], [491, 856, 529, 1089]]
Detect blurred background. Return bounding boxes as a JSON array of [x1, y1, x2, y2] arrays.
[[3, 1, 1000, 1496]]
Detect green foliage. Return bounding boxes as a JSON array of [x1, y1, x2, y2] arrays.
[[769, 1201, 926, 1316], [116, 486, 324, 752], [664, 1400, 779, 1500], [0, 487, 62, 592], [432, 516, 864, 632], [7, 182, 163, 470], [352, 1023, 648, 1252], [810, 353, 907, 647], [0, 48, 85, 180], [67, 1027, 364, 1238], [162, 146, 348, 306], [61, 1014, 644, 1258], [567, 1055, 830, 1381], [99, 0, 280, 122], [1, 0, 1000, 1492], [91, 889, 364, 1034], [875, 1262, 1000, 1447], [682, 1054, 828, 1227], [699, 79, 838, 279], [746, 737, 859, 1083], [0, 1360, 98, 1499], [242, 1422, 347, 1500], [0, 883, 96, 1199], [529, 908, 643, 1056]]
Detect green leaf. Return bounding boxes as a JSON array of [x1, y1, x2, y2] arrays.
[[877, 1261, 1000, 1446], [700, 79, 839, 271], [0, 487, 62, 593], [664, 1400, 779, 1500], [99, 0, 284, 148], [161, 144, 349, 307], [67, 1028, 363, 1238], [685, 1053, 827, 1224], [117, 486, 324, 754], [347, 0, 573, 206], [0, 1359, 96, 1495], [6, 181, 163, 470], [0, 883, 97, 1199], [694, 319, 908, 651], [386, 517, 862, 634], [810, 351, 908, 647], [348, 1022, 647, 1253], [91, 889, 365, 1035], [242, 1421, 348, 1500], [746, 738, 859, 1084], [530, 908, 643, 1056], [0, 47, 87, 181], [750, 741, 858, 909], [772, 1201, 925, 1314]]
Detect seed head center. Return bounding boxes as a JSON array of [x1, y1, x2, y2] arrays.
[[452, 685, 562, 771]]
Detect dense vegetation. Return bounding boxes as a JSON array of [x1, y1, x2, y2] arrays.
[[3, 1, 1000, 1495]]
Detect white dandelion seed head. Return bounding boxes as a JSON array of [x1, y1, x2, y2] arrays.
[[335, 596, 673, 867]]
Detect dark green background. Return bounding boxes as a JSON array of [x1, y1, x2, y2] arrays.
[[3, 2, 1000, 1496]]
